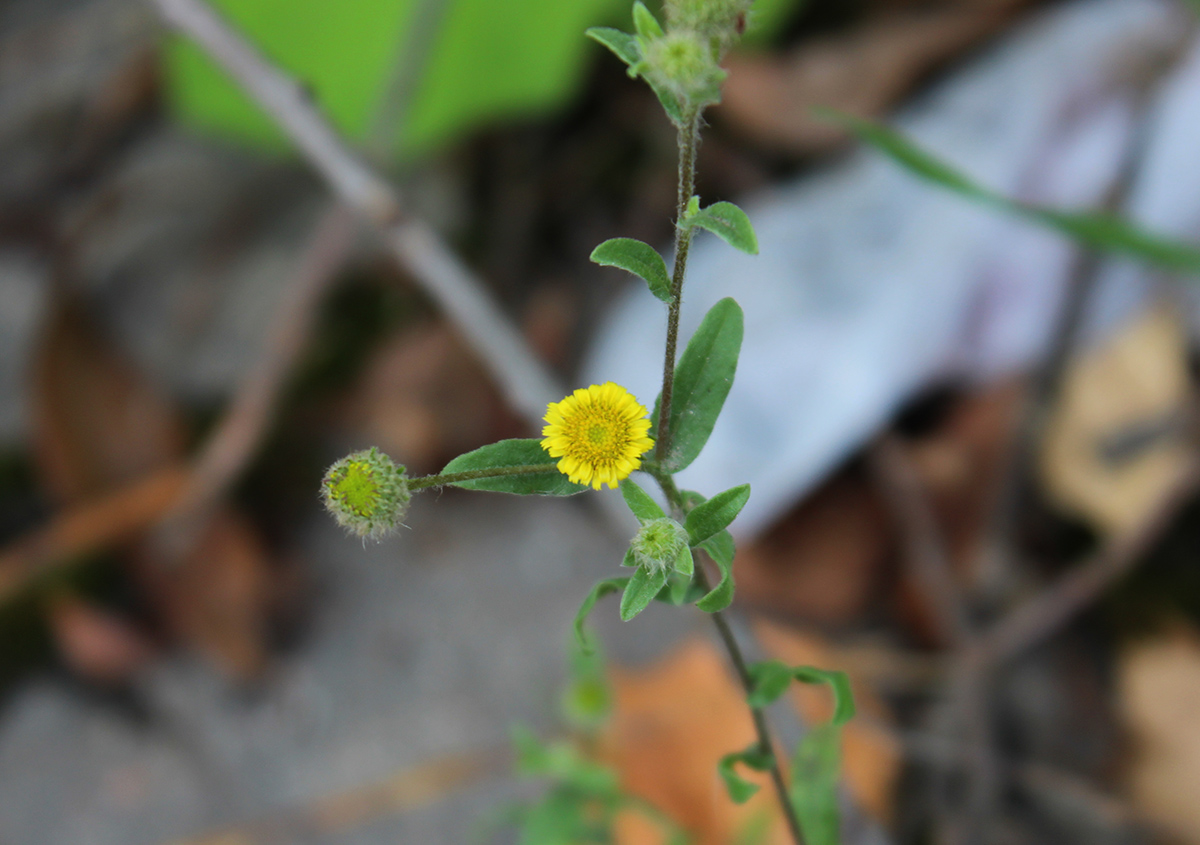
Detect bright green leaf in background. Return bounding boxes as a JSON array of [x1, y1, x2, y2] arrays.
[[789, 724, 843, 845], [718, 744, 774, 803], [165, 0, 804, 159]]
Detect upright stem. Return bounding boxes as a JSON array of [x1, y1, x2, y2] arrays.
[[655, 110, 700, 464], [649, 111, 807, 843]]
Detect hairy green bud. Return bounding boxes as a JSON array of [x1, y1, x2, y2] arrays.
[[643, 30, 726, 109], [664, 0, 751, 54], [630, 517, 690, 574], [321, 447, 411, 540]]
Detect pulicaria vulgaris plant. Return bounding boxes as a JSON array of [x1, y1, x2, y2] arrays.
[[322, 2, 856, 842]]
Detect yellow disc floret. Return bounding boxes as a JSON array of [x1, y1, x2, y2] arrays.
[[541, 382, 655, 490]]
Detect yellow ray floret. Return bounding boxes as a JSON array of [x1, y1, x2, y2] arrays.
[[541, 382, 655, 490]]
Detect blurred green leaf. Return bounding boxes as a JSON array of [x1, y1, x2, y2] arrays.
[[574, 577, 630, 654], [718, 744, 774, 804], [561, 644, 613, 730], [790, 725, 843, 845], [591, 238, 673, 302], [620, 565, 668, 620], [633, 1, 665, 39], [621, 477, 667, 522], [653, 298, 744, 472], [822, 108, 1200, 275], [685, 483, 750, 545], [167, 0, 630, 158], [673, 544, 694, 577], [441, 439, 585, 496], [688, 202, 760, 254], [585, 25, 639, 66], [746, 661, 856, 726]]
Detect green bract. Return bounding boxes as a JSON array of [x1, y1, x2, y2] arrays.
[[664, 0, 753, 54], [321, 447, 411, 540]]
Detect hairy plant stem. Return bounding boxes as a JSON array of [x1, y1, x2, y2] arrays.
[[409, 464, 559, 490], [648, 109, 807, 842], [654, 109, 700, 465]]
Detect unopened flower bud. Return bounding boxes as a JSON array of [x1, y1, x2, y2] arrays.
[[664, 0, 752, 53], [321, 447, 411, 540], [630, 517, 690, 574], [643, 30, 726, 108]]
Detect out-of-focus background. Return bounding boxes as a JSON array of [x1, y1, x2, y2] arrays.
[[3, 0, 1200, 842]]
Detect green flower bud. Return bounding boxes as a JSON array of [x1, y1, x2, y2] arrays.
[[630, 517, 690, 574], [664, 0, 751, 53], [643, 30, 726, 109], [321, 447, 411, 540]]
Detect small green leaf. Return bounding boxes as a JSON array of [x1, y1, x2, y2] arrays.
[[574, 578, 630, 654], [620, 566, 669, 621], [673, 544, 694, 577], [620, 547, 638, 567], [702, 528, 736, 567], [632, 1, 664, 40], [718, 745, 774, 804], [653, 298, 744, 472], [688, 202, 759, 255], [696, 536, 735, 613], [793, 666, 856, 726], [685, 484, 751, 546], [746, 660, 794, 708], [820, 108, 1200, 275], [746, 661, 856, 726], [591, 238, 672, 302], [789, 725, 843, 845], [684, 195, 701, 219], [643, 74, 685, 125], [441, 439, 584, 496], [621, 478, 667, 522], [585, 27, 639, 67]]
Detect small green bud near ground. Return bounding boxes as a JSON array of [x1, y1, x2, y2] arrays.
[[321, 447, 411, 540], [642, 30, 726, 108], [663, 0, 752, 55], [630, 517, 690, 573]]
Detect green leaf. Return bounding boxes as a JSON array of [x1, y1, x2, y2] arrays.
[[620, 547, 638, 567], [685, 484, 750, 546], [702, 528, 736, 567], [574, 578, 630, 654], [746, 661, 856, 726], [591, 238, 673, 302], [654, 298, 744, 472], [619, 565, 668, 621], [561, 643, 612, 729], [441, 439, 585, 496], [632, 1, 664, 40], [621, 478, 666, 522], [688, 202, 760, 254], [821, 108, 1200, 275], [643, 74, 685, 125], [673, 544, 694, 577], [745, 660, 794, 709], [585, 27, 639, 67], [717, 745, 774, 804], [166, 0, 630, 159], [696, 535, 735, 613], [789, 725, 843, 845]]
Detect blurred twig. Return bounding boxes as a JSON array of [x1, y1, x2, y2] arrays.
[[150, 0, 562, 426]]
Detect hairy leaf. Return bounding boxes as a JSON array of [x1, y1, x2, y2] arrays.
[[591, 238, 673, 302], [585, 26, 639, 67], [654, 298, 744, 472], [685, 483, 750, 546], [441, 439, 584, 496], [621, 478, 666, 522], [620, 565, 668, 621], [688, 201, 760, 254]]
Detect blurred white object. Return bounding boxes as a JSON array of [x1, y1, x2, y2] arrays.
[[586, 0, 1200, 536]]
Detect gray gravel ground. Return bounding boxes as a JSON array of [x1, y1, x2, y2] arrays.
[[0, 491, 707, 845]]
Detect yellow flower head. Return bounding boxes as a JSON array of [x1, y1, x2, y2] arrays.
[[541, 382, 655, 490]]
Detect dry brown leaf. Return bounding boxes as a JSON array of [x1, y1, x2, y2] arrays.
[[1041, 305, 1192, 538], [345, 322, 521, 474], [138, 508, 274, 680], [737, 468, 894, 626], [720, 0, 1031, 155], [1119, 625, 1200, 843], [46, 593, 157, 684], [604, 639, 790, 845], [30, 295, 186, 503]]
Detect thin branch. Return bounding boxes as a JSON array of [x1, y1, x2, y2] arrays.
[[150, 0, 561, 425]]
